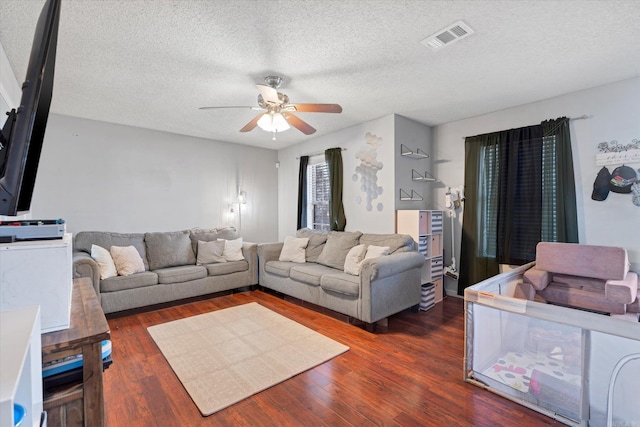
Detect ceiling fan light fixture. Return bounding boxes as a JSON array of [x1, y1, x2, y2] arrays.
[[257, 112, 290, 133]]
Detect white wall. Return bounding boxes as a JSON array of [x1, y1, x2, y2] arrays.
[[30, 114, 279, 243], [277, 115, 398, 239], [434, 77, 640, 295]]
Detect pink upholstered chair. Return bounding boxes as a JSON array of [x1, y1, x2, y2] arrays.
[[521, 242, 639, 315]]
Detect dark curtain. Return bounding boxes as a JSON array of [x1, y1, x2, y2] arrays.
[[497, 125, 544, 264], [542, 117, 579, 243], [457, 119, 578, 295], [458, 134, 500, 294], [325, 148, 346, 231], [297, 155, 309, 230]]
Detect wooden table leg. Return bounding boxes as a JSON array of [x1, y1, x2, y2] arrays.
[[82, 341, 104, 427]]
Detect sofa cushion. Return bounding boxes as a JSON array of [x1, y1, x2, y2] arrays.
[[296, 229, 328, 262], [205, 260, 249, 276], [196, 240, 227, 264], [360, 233, 414, 254], [290, 264, 338, 286], [316, 231, 363, 270], [265, 261, 298, 278], [145, 231, 196, 270], [189, 227, 238, 254], [110, 245, 146, 276], [320, 273, 360, 297], [155, 265, 207, 284], [279, 236, 309, 263], [74, 231, 149, 270], [101, 271, 158, 293]]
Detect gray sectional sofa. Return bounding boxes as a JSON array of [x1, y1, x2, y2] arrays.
[[72, 227, 258, 314], [257, 229, 424, 328]]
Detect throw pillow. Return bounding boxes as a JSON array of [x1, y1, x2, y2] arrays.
[[365, 245, 390, 260], [296, 228, 328, 262], [110, 245, 145, 276], [344, 244, 367, 276], [316, 231, 363, 270], [145, 230, 196, 270], [219, 238, 245, 261], [90, 244, 117, 280], [196, 240, 227, 265], [279, 236, 310, 263]]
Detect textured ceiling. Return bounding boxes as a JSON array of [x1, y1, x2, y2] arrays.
[[1, 0, 639, 150]]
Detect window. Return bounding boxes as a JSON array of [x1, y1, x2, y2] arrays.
[[477, 135, 559, 260], [306, 161, 330, 231]]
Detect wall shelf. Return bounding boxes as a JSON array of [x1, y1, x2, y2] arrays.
[[400, 144, 430, 159], [399, 189, 423, 201], [412, 169, 437, 182]]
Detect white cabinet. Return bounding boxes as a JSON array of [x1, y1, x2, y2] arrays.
[[396, 210, 444, 303], [0, 234, 73, 333], [0, 306, 43, 427]]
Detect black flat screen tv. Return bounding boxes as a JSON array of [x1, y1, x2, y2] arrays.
[[0, 0, 61, 216]]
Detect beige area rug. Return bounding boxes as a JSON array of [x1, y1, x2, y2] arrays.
[[147, 302, 349, 416]]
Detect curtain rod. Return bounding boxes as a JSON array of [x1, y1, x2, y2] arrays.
[[461, 115, 589, 139], [296, 147, 346, 159]]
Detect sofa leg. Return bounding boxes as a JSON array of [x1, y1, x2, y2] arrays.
[[365, 322, 377, 333], [410, 304, 420, 313]]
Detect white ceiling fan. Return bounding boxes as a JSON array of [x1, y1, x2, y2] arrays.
[[199, 76, 342, 140]]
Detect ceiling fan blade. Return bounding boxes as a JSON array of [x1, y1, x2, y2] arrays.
[[290, 103, 342, 113], [199, 106, 263, 110], [256, 84, 280, 104], [284, 113, 316, 135], [239, 113, 265, 133]]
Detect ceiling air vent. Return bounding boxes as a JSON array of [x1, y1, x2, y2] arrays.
[[421, 20, 474, 51]]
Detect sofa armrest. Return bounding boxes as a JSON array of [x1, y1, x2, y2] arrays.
[[257, 242, 284, 262], [360, 251, 425, 282], [72, 251, 101, 301], [257, 242, 284, 284], [242, 242, 259, 285]]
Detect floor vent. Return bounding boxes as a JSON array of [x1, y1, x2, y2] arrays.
[[421, 20, 474, 51]]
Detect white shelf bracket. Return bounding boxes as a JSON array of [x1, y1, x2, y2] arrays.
[[399, 189, 423, 201], [412, 169, 437, 182]]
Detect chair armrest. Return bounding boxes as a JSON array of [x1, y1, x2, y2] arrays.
[[360, 251, 425, 282], [72, 251, 101, 300], [523, 267, 551, 291]]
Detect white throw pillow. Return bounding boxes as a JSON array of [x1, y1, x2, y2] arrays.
[[219, 238, 245, 261], [344, 244, 367, 276], [110, 245, 146, 276], [90, 244, 117, 280], [279, 236, 309, 263], [365, 245, 390, 260], [196, 240, 227, 265]]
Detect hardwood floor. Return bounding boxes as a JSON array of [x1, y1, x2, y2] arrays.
[[103, 290, 561, 426]]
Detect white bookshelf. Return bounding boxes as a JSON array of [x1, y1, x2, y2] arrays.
[[396, 210, 444, 303]]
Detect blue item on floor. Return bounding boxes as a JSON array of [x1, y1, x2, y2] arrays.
[[42, 340, 112, 389]]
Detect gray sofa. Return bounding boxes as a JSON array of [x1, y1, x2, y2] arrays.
[[258, 229, 425, 328], [72, 227, 258, 314]]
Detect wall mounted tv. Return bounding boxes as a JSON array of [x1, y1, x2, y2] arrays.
[[0, 0, 61, 216]]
